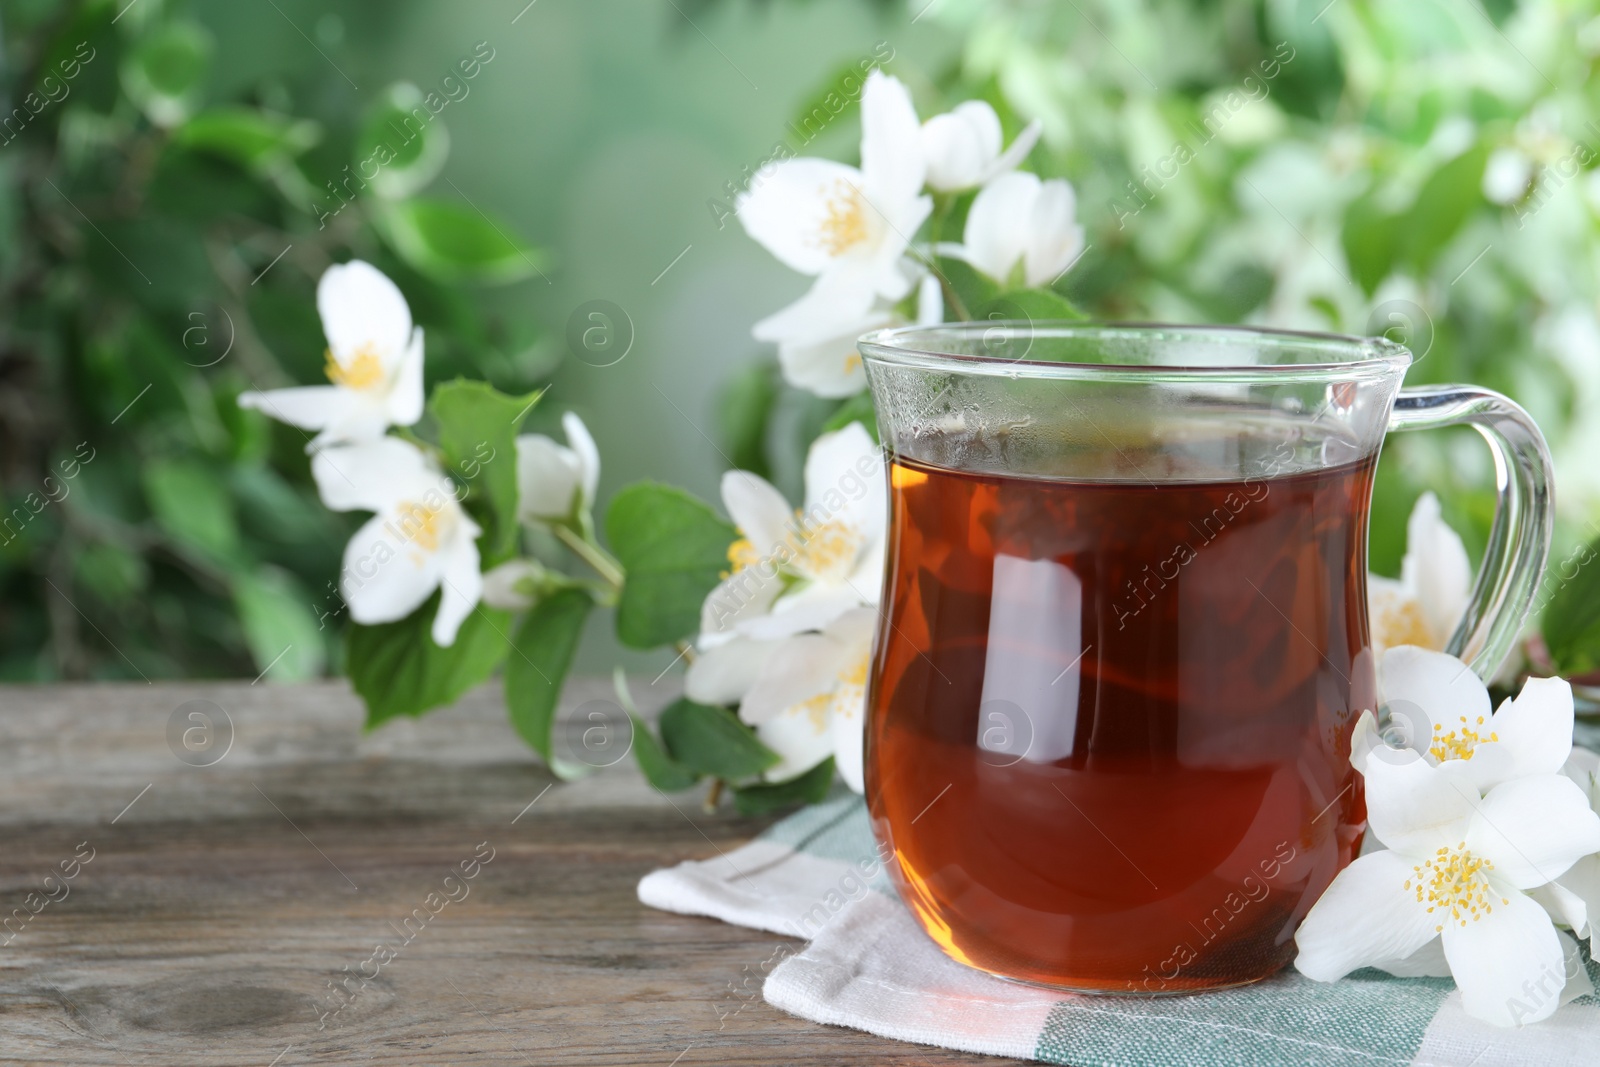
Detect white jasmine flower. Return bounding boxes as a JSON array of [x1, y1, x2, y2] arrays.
[[516, 412, 600, 526], [240, 261, 424, 447], [480, 558, 545, 611], [768, 269, 943, 398], [694, 422, 886, 653], [686, 423, 886, 716], [685, 637, 781, 707], [740, 71, 931, 341], [1366, 646, 1575, 794], [311, 436, 482, 646], [1483, 147, 1534, 205], [1369, 492, 1472, 657], [773, 308, 893, 399], [1296, 694, 1600, 1027], [961, 171, 1085, 288], [915, 270, 944, 326], [738, 607, 875, 791], [920, 100, 1041, 192], [1535, 747, 1600, 947]]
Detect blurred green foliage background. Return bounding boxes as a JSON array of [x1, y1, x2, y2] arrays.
[[1, 0, 1597, 682]]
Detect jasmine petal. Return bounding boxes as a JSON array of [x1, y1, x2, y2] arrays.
[[240, 260, 425, 448]]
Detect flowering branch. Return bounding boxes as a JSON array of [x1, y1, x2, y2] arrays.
[[553, 522, 625, 590]]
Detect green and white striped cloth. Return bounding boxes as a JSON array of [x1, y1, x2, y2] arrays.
[[639, 792, 1600, 1066]]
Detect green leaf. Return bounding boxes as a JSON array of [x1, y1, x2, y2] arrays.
[[378, 198, 548, 285], [176, 107, 321, 172], [427, 379, 541, 563], [1402, 143, 1489, 272], [504, 588, 594, 773], [357, 83, 450, 199], [658, 698, 779, 781], [231, 568, 326, 681], [36, 5, 119, 117], [1542, 536, 1600, 676], [976, 288, 1086, 326], [956, 289, 1087, 365], [1258, 5, 1343, 121], [786, 54, 883, 147], [629, 713, 702, 792], [248, 283, 325, 383], [346, 599, 510, 726], [717, 360, 780, 479], [606, 483, 737, 649], [821, 392, 877, 438], [143, 458, 241, 563], [930, 255, 998, 321], [1187, 264, 1275, 322], [1478, 0, 1516, 24], [1342, 191, 1400, 296], [148, 146, 280, 227], [733, 757, 835, 815], [85, 218, 216, 313], [72, 543, 149, 606], [121, 20, 213, 128]]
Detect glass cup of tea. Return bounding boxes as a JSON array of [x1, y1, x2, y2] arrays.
[[857, 322, 1552, 994]]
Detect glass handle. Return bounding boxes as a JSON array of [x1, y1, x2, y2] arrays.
[[1386, 385, 1555, 680]]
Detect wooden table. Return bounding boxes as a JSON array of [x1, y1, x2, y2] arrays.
[[0, 681, 1029, 1066]]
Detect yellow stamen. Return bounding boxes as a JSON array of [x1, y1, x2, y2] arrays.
[[1372, 597, 1433, 651], [1404, 843, 1497, 930], [791, 518, 861, 583], [325, 342, 387, 391], [797, 649, 871, 732], [816, 180, 867, 256], [723, 514, 864, 585], [1429, 715, 1499, 763], [394, 499, 446, 552], [723, 537, 760, 578], [838, 654, 869, 691], [797, 690, 833, 732]]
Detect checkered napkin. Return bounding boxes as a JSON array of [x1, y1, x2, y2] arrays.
[[639, 792, 1600, 1066]]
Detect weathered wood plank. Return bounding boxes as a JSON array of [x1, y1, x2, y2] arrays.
[[0, 681, 1029, 1065]]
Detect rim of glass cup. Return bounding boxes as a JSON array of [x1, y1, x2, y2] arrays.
[[857, 321, 1414, 384]]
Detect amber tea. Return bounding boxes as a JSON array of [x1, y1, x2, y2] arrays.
[[860, 321, 1552, 995], [866, 452, 1377, 992]]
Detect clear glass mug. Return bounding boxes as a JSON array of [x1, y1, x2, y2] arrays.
[[857, 323, 1553, 994]]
